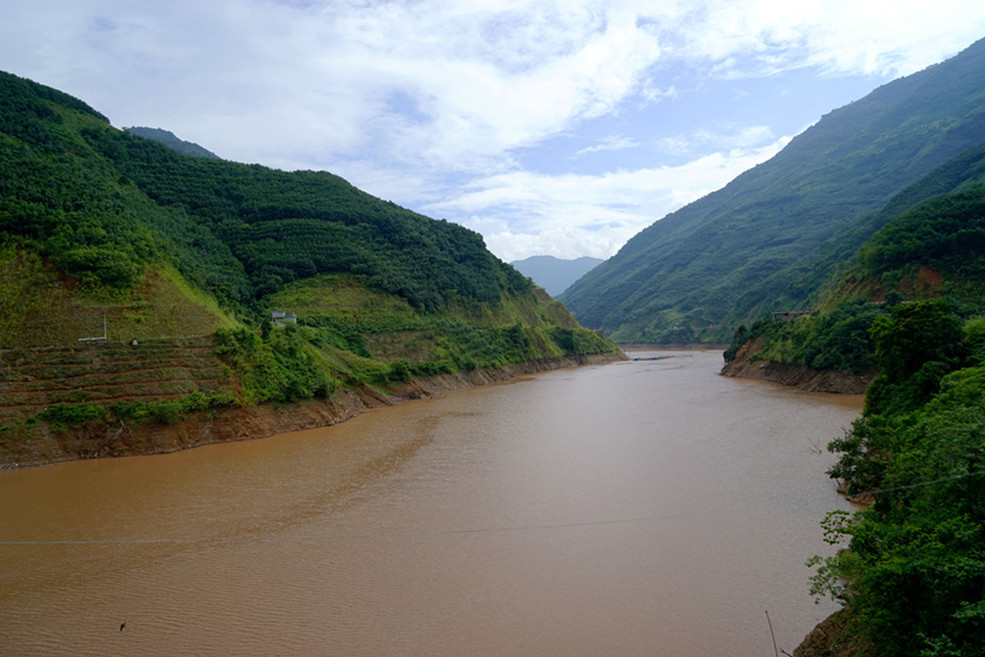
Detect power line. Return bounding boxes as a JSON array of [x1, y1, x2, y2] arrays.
[[846, 469, 985, 500]]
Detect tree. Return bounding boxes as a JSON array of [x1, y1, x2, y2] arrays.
[[865, 299, 967, 415]]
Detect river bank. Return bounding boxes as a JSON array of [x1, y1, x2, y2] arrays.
[[719, 338, 873, 394], [0, 353, 622, 470]]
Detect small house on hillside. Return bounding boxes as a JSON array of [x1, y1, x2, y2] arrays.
[[270, 310, 298, 326]]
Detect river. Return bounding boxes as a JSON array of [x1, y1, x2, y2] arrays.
[[0, 350, 861, 656]]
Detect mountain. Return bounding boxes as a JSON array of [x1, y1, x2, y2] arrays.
[[125, 126, 220, 159], [561, 37, 985, 344], [0, 70, 621, 466], [725, 184, 985, 657], [510, 255, 603, 297]]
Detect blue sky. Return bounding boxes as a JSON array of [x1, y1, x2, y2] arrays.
[[3, 1, 985, 262]]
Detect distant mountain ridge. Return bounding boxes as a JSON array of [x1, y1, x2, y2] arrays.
[[124, 126, 222, 160], [561, 37, 985, 344], [125, 126, 220, 159], [511, 255, 603, 297]]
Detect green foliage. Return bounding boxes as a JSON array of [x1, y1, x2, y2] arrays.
[[78, 123, 530, 309], [814, 302, 985, 656], [124, 126, 219, 159], [38, 402, 110, 433], [0, 68, 531, 316], [36, 390, 240, 434], [967, 317, 985, 365], [549, 326, 614, 356], [214, 327, 331, 404], [108, 392, 238, 425], [723, 301, 889, 374], [865, 299, 968, 416], [259, 274, 619, 389], [796, 300, 887, 372], [858, 190, 985, 280], [0, 69, 620, 442]]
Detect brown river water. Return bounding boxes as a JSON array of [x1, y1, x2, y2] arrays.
[[0, 350, 862, 656]]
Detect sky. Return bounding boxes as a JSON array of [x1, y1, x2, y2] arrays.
[[3, 2, 985, 263]]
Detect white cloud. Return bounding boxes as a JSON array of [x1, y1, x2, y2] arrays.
[[660, 0, 985, 78], [3, 0, 985, 261], [656, 126, 778, 158], [575, 135, 640, 156], [430, 135, 791, 262]]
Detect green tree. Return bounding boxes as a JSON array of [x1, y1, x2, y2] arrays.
[[865, 300, 967, 416]]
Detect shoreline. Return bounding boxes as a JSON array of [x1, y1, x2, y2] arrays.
[[719, 338, 873, 394], [0, 353, 623, 470], [720, 356, 873, 393]]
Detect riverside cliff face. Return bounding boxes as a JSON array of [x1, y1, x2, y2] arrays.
[[719, 338, 872, 394], [0, 353, 621, 470]]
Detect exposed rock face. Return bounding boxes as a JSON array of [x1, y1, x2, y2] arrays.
[[720, 357, 872, 394], [720, 336, 872, 394], [793, 611, 866, 657]]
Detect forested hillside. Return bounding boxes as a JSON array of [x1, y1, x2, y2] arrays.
[[793, 249, 985, 656], [561, 37, 985, 344], [722, 151, 985, 379], [801, 298, 985, 657], [0, 70, 620, 465], [712, 145, 985, 656]]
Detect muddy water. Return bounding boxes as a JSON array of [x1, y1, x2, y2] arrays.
[[0, 350, 861, 656]]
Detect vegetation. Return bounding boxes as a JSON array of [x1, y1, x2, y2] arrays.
[[0, 68, 531, 312], [0, 69, 619, 446], [857, 190, 985, 288], [809, 300, 985, 657], [214, 326, 333, 404], [262, 274, 615, 386], [723, 299, 891, 375], [714, 171, 985, 655], [724, 184, 985, 377], [561, 37, 985, 343]]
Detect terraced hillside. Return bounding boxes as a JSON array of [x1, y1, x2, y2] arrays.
[[0, 70, 623, 467], [0, 337, 229, 427]]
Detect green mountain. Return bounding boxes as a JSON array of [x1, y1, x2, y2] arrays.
[[722, 182, 985, 379], [716, 139, 985, 657], [769, 189, 985, 657], [510, 255, 603, 297], [561, 37, 985, 344], [0, 70, 620, 464], [124, 126, 220, 159]]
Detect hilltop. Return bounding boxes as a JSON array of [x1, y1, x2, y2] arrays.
[[124, 126, 220, 159], [561, 37, 985, 344], [0, 70, 621, 467]]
